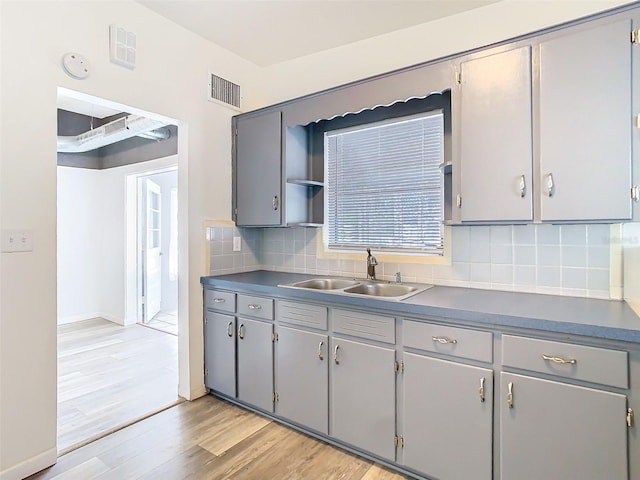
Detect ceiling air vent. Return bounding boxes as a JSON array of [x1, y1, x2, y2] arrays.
[[208, 73, 241, 110]]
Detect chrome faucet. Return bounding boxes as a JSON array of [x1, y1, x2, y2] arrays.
[[395, 272, 402, 284], [366, 248, 378, 280]]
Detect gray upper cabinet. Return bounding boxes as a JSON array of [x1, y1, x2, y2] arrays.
[[460, 46, 533, 222], [402, 354, 493, 480], [275, 325, 328, 434], [500, 372, 628, 480], [330, 337, 396, 461], [235, 110, 283, 226], [237, 317, 274, 412], [539, 19, 633, 221]]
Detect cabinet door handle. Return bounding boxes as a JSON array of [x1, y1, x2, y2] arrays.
[[247, 304, 262, 310], [544, 173, 555, 197], [238, 323, 245, 340], [272, 195, 279, 210], [542, 354, 577, 365], [213, 298, 226, 303], [507, 382, 514, 409], [518, 175, 526, 198], [334, 344, 340, 364], [226, 321, 233, 337], [479, 377, 486, 403], [432, 335, 457, 344], [318, 341, 324, 361]]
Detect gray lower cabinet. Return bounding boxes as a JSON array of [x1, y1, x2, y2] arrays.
[[234, 110, 283, 226], [538, 18, 633, 221], [275, 325, 328, 434], [237, 317, 274, 412], [459, 46, 533, 222], [500, 372, 628, 480], [402, 353, 493, 480], [330, 337, 396, 461], [204, 310, 236, 397]]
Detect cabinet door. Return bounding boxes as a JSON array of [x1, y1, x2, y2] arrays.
[[204, 311, 236, 397], [275, 326, 328, 434], [330, 338, 396, 461], [539, 19, 632, 221], [460, 46, 533, 222], [237, 317, 274, 412], [500, 372, 628, 480], [403, 354, 493, 480], [235, 110, 282, 226]]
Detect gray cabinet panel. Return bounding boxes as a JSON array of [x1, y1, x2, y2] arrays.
[[235, 110, 282, 226], [460, 46, 533, 221], [330, 338, 396, 461], [500, 372, 628, 480], [403, 354, 493, 480], [237, 317, 274, 412], [539, 19, 632, 221], [275, 326, 328, 434], [204, 311, 236, 397]]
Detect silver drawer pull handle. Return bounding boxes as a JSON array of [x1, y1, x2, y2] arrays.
[[213, 298, 226, 303], [479, 377, 486, 403], [247, 304, 262, 310], [542, 354, 577, 365], [432, 336, 457, 344], [238, 323, 245, 340], [226, 321, 233, 337], [507, 382, 514, 409], [334, 344, 340, 364], [318, 341, 324, 361]]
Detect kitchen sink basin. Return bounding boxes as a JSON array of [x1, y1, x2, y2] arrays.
[[288, 278, 359, 290], [343, 283, 420, 297], [280, 277, 433, 301]]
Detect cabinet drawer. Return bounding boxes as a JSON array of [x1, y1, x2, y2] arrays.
[[333, 309, 395, 344], [278, 301, 328, 330], [204, 289, 236, 313], [502, 335, 628, 389], [403, 320, 493, 363], [237, 294, 274, 320]]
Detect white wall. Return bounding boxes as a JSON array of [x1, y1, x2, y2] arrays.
[[57, 167, 103, 324], [0, 1, 259, 478]]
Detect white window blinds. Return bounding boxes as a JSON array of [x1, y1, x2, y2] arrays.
[[325, 111, 444, 254]]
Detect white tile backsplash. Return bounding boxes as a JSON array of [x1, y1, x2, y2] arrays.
[[208, 223, 616, 299]]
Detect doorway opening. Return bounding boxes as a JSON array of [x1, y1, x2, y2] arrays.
[[135, 168, 178, 335], [56, 87, 181, 454]]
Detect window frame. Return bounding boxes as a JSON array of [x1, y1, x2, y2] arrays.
[[312, 93, 450, 257]]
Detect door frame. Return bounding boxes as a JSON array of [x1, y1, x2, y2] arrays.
[[127, 165, 178, 326]]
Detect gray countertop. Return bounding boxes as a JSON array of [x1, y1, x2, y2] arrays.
[[201, 270, 640, 344]]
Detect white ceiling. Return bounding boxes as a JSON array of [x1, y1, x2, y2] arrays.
[[138, 0, 501, 66], [57, 92, 123, 119]]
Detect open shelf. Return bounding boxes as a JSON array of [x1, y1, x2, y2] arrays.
[[287, 179, 324, 187]]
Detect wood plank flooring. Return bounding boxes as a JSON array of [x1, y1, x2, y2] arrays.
[[57, 318, 179, 453], [30, 395, 409, 480]]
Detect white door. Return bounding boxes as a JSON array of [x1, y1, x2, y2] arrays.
[[144, 179, 162, 322]]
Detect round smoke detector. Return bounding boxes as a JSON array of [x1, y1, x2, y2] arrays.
[[62, 52, 90, 79]]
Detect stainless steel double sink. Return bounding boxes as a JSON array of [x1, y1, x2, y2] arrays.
[[280, 277, 433, 301]]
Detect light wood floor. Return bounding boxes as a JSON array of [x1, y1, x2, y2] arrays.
[[30, 395, 409, 480], [57, 318, 179, 453], [146, 310, 178, 336]]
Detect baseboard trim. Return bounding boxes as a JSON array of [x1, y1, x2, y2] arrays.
[[57, 313, 102, 325], [0, 447, 57, 480]]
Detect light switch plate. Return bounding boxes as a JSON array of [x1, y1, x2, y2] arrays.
[[233, 236, 242, 252], [2, 229, 33, 252]]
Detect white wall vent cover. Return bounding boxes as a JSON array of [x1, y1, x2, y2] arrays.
[[208, 73, 241, 110], [110, 24, 136, 69]]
